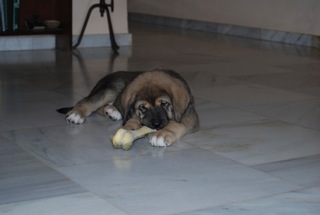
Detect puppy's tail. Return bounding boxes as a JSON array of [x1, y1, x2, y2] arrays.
[[56, 107, 73, 114]]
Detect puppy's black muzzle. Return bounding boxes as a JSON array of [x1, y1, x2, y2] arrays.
[[142, 107, 169, 130]]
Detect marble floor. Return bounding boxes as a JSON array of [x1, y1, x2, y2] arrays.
[[0, 23, 320, 215]]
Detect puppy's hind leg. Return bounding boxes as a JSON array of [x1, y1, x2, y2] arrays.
[[66, 91, 117, 124]]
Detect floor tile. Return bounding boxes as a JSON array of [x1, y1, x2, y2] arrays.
[[195, 98, 267, 128], [0, 100, 75, 131], [1, 121, 195, 168], [231, 70, 320, 97], [241, 99, 320, 131], [0, 137, 85, 204], [194, 83, 314, 108], [179, 187, 320, 215], [0, 192, 128, 215], [183, 120, 320, 165], [57, 149, 298, 215], [254, 154, 320, 187]]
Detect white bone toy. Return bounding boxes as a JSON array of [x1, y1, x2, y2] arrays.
[[112, 126, 156, 150]]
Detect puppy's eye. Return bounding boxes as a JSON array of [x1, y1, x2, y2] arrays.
[[139, 105, 147, 113], [160, 100, 170, 107]]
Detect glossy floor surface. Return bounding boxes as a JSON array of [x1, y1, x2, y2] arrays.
[[1, 24, 320, 215]]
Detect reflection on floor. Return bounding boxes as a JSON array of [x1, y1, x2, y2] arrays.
[[0, 23, 319, 215]]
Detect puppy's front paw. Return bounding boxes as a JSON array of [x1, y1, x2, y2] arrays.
[[149, 130, 176, 147], [104, 106, 122, 121], [66, 112, 85, 124]]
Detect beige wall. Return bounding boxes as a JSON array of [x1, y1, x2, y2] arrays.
[[128, 0, 320, 36], [73, 0, 129, 35]]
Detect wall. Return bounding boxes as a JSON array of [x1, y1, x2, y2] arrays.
[[128, 0, 320, 36]]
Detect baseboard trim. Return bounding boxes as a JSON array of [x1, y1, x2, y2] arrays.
[[0, 33, 132, 51], [129, 12, 319, 48], [0, 35, 55, 51], [72, 33, 132, 48]]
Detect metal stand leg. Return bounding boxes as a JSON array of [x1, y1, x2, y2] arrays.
[[105, 5, 119, 51], [73, 0, 119, 53]]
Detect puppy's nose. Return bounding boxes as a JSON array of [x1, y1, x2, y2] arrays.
[[152, 119, 161, 128]]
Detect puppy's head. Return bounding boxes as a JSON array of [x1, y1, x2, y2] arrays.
[[118, 70, 191, 129]]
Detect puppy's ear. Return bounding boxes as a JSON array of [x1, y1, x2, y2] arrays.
[[169, 86, 190, 122], [122, 96, 136, 124], [115, 77, 142, 124], [114, 87, 137, 125]]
